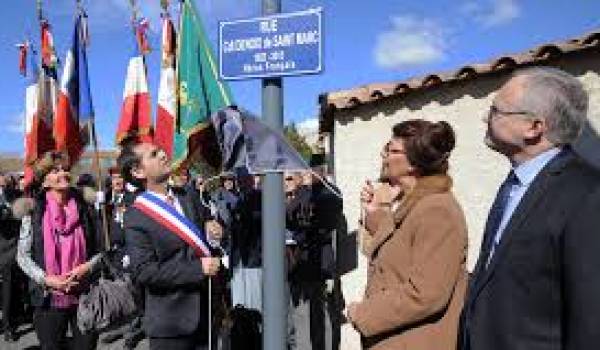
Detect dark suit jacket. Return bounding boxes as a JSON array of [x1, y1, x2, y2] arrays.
[[460, 149, 600, 350], [124, 189, 210, 339], [230, 188, 262, 268]]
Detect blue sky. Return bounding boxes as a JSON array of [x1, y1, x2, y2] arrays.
[[1, 0, 599, 154]]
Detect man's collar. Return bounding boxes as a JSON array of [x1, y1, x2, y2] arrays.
[[513, 147, 563, 185]]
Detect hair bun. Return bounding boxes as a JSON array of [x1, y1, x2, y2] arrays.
[[392, 119, 456, 176], [429, 121, 456, 154]]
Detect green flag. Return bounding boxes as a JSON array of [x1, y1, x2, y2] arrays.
[[174, 0, 234, 173]]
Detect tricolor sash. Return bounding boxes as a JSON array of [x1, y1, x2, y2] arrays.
[[133, 191, 211, 258]]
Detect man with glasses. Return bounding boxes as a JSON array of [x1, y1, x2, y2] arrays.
[[459, 67, 600, 350]]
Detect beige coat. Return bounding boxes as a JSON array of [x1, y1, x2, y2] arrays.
[[352, 175, 468, 350]]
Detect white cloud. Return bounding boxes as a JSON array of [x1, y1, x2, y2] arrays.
[[462, 0, 521, 28], [7, 112, 25, 134], [297, 118, 319, 133], [374, 15, 447, 70]]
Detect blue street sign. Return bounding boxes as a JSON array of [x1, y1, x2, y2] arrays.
[[219, 8, 322, 80]]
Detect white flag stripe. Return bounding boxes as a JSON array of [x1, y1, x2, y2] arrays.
[[137, 196, 211, 256], [123, 56, 149, 98]]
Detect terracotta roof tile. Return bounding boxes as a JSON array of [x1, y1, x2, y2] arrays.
[[319, 30, 600, 132]]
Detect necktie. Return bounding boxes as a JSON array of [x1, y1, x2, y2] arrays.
[[483, 170, 519, 268]]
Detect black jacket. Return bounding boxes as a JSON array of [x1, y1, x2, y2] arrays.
[[0, 188, 22, 269], [124, 188, 211, 339], [286, 183, 342, 282], [227, 188, 262, 268], [459, 149, 600, 350]]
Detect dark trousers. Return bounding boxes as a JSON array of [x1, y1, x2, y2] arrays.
[[2, 262, 23, 332], [149, 332, 208, 350], [33, 307, 98, 350]]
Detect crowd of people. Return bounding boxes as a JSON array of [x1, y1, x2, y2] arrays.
[[1, 66, 599, 350], [0, 135, 344, 349]]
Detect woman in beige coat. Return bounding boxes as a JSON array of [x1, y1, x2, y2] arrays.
[[347, 119, 468, 350]]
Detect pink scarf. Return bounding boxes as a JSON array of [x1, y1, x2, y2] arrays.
[[43, 191, 87, 308]]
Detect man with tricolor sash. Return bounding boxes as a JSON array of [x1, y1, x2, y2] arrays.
[[117, 140, 222, 350]]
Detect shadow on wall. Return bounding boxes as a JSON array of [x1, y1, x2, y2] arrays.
[[574, 121, 600, 170]]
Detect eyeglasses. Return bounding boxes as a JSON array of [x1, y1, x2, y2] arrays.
[[381, 142, 406, 156], [284, 177, 294, 181], [488, 105, 532, 121]]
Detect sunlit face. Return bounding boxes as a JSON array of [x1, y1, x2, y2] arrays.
[[0, 174, 6, 188], [43, 164, 71, 191], [483, 76, 540, 156], [111, 173, 124, 193], [380, 138, 414, 183], [172, 173, 189, 188], [284, 172, 302, 194], [301, 171, 313, 186], [223, 178, 235, 191], [132, 143, 171, 184], [195, 176, 205, 191]]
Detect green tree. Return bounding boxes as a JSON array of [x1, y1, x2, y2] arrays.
[[284, 123, 312, 162]]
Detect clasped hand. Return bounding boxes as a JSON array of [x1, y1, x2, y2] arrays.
[[45, 262, 91, 293]]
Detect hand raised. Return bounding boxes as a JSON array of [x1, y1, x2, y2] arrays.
[[205, 220, 224, 242], [201, 257, 221, 276], [362, 181, 401, 215], [360, 180, 375, 206]]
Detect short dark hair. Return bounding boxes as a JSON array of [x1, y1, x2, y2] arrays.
[[76, 173, 96, 188], [117, 139, 143, 189], [392, 119, 455, 176]]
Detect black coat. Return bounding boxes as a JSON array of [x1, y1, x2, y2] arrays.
[[0, 188, 22, 269], [286, 183, 342, 283], [0, 190, 21, 269], [230, 188, 262, 268], [459, 149, 600, 350], [124, 189, 211, 339]]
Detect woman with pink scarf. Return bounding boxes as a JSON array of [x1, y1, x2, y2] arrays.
[[16, 152, 102, 350]]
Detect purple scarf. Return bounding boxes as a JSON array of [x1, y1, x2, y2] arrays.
[[43, 192, 87, 308]]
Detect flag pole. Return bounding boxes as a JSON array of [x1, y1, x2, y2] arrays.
[[91, 114, 111, 251], [77, 0, 111, 251], [209, 276, 212, 350], [36, 0, 42, 22], [160, 0, 169, 11], [262, 0, 287, 348], [128, 0, 139, 27]]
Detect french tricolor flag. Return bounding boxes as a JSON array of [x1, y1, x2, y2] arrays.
[[23, 43, 40, 185], [116, 18, 153, 145], [54, 13, 94, 165], [23, 42, 55, 185], [154, 14, 177, 158]]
